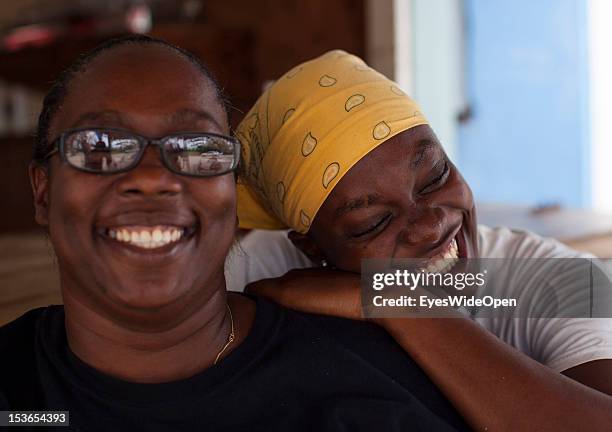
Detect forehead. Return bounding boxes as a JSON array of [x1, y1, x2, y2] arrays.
[[328, 125, 442, 200], [52, 44, 226, 136]]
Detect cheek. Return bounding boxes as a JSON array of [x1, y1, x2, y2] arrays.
[[193, 177, 237, 234], [47, 171, 103, 234], [45, 171, 108, 269], [325, 231, 398, 272], [352, 231, 400, 266], [210, 178, 236, 217]]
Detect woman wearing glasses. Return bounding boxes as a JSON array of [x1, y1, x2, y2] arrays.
[[0, 36, 469, 431], [232, 51, 612, 430]]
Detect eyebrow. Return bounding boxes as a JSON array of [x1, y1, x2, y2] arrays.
[[335, 193, 381, 218], [411, 139, 436, 168], [71, 108, 224, 131], [72, 110, 126, 128], [167, 108, 225, 131]]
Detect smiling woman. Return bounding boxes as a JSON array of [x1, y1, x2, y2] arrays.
[[231, 50, 612, 430], [0, 36, 472, 431], [30, 37, 237, 327]]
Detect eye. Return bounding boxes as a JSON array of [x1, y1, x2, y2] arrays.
[[351, 213, 392, 238], [419, 160, 450, 194]]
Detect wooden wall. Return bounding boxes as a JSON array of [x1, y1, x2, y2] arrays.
[[0, 0, 365, 232]]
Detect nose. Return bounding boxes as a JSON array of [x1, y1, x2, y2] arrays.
[[116, 147, 182, 197], [397, 207, 448, 250]]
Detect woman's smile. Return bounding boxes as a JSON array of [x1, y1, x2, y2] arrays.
[[97, 222, 197, 260], [107, 225, 188, 249], [95, 208, 199, 257]]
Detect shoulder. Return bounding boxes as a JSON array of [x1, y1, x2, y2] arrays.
[[281, 304, 416, 371], [476, 227, 612, 368], [232, 296, 467, 429], [252, 293, 408, 361], [243, 295, 411, 378], [477, 224, 589, 259], [278, 307, 467, 427], [0, 308, 46, 353], [0, 308, 48, 374], [0, 307, 57, 407]]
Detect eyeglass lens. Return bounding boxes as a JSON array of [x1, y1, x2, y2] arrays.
[[63, 130, 237, 176]]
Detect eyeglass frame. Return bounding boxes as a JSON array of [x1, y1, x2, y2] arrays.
[[43, 127, 241, 178]]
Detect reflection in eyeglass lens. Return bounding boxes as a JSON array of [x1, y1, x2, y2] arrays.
[[65, 131, 140, 171], [62, 130, 235, 175], [165, 136, 234, 175]]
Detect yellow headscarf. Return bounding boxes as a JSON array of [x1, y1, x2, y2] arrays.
[[236, 50, 428, 234]]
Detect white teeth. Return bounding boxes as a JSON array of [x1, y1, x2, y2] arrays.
[[140, 231, 151, 242], [107, 226, 185, 249], [423, 239, 459, 274], [152, 229, 163, 242]]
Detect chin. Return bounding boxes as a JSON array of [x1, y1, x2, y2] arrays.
[[106, 277, 190, 311]]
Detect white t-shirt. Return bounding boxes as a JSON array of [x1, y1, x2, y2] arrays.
[[225, 225, 612, 372]]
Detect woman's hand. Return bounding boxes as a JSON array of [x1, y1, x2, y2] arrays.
[[245, 268, 364, 320], [244, 268, 458, 322]]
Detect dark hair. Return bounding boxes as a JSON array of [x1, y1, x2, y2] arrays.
[[33, 34, 231, 164]]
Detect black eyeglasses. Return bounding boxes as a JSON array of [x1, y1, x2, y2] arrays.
[[44, 128, 241, 177]]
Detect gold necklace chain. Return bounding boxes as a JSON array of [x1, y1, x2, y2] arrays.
[[213, 304, 235, 365]]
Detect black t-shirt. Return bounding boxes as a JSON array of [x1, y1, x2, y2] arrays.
[[0, 295, 468, 431]]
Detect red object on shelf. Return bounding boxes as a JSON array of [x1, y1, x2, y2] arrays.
[[1, 5, 152, 52], [2, 25, 61, 52]]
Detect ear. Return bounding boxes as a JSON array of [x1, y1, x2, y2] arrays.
[[287, 230, 326, 263], [29, 162, 50, 227]]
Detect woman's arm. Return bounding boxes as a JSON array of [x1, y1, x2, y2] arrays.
[[247, 269, 612, 431], [379, 316, 612, 431]]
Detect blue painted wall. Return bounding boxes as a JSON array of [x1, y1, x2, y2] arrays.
[[458, 0, 591, 207]]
